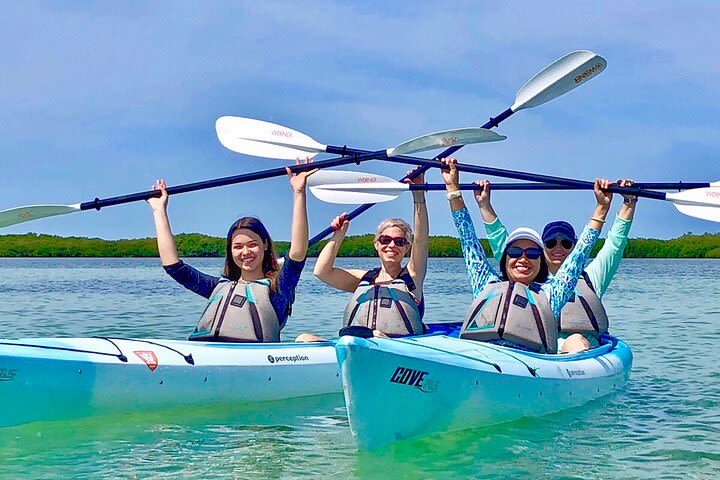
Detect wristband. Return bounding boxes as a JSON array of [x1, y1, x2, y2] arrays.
[[590, 216, 606, 224], [446, 190, 462, 200]]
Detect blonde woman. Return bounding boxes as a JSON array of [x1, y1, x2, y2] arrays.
[[296, 171, 428, 340]]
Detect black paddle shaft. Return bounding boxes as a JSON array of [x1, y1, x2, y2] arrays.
[[78, 154, 372, 212], [308, 108, 515, 245]]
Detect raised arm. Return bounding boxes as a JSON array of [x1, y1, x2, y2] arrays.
[[474, 180, 507, 263], [543, 179, 611, 317], [146, 179, 180, 266], [585, 179, 637, 298], [441, 158, 500, 297], [405, 168, 429, 288], [286, 158, 318, 262], [617, 178, 638, 221], [313, 213, 365, 292]]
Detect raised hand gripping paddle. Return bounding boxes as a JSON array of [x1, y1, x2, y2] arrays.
[[0, 128, 504, 229]]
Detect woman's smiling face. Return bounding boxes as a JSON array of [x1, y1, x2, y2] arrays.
[[505, 239, 542, 284], [374, 226, 410, 265], [230, 228, 265, 275]]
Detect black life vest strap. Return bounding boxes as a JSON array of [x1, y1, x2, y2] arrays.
[[361, 267, 415, 292], [371, 285, 380, 331], [213, 282, 238, 337], [361, 268, 382, 283], [346, 303, 361, 327], [581, 271, 597, 293], [498, 282, 515, 338], [578, 295, 601, 333], [529, 301, 549, 353], [247, 292, 265, 341], [393, 299, 415, 335], [467, 298, 488, 327]]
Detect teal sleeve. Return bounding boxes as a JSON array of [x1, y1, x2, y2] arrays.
[[484, 217, 508, 263], [541, 226, 601, 319], [584, 216, 632, 298]]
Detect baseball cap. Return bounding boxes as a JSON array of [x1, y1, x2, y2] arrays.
[[542, 221, 577, 243]]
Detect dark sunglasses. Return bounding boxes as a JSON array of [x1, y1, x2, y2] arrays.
[[544, 238, 574, 249], [506, 246, 542, 259], [378, 235, 409, 247]]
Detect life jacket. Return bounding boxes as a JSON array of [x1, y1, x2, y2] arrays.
[[189, 279, 280, 343], [460, 281, 558, 353], [343, 267, 425, 337], [558, 272, 609, 336]]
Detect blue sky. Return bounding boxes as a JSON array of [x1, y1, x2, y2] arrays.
[[2, 1, 720, 241]]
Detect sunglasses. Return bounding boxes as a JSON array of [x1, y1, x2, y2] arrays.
[[377, 235, 409, 247], [506, 246, 543, 259], [544, 238, 574, 249]]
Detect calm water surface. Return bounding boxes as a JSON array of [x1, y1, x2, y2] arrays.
[[0, 258, 718, 479]]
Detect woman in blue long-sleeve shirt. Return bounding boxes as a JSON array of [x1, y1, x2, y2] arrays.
[[146, 161, 316, 342]]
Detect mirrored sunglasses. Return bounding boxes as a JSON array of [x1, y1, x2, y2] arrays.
[[506, 246, 542, 259], [378, 235, 409, 247]]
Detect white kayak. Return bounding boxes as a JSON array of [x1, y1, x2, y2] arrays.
[[0, 337, 341, 427], [336, 333, 633, 449]]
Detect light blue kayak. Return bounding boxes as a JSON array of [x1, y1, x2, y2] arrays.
[[336, 333, 633, 449], [0, 337, 341, 427], [0, 324, 458, 427]]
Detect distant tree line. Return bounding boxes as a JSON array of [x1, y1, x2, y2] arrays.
[[2, 232, 720, 258]]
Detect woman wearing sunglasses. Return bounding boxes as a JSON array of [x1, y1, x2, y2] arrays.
[[440, 158, 611, 354], [474, 178, 638, 353], [296, 170, 429, 340]]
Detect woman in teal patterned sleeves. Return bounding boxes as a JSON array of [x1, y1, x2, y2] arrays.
[[440, 158, 612, 353], [473, 175, 637, 353]]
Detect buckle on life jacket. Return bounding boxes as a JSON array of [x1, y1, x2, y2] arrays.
[[231, 294, 247, 308]]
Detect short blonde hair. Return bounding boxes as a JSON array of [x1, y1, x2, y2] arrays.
[[374, 218, 413, 244]]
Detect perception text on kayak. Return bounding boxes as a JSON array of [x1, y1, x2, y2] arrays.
[[267, 354, 310, 364]]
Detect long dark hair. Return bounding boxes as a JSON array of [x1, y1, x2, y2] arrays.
[[224, 217, 279, 289], [499, 248, 549, 284]]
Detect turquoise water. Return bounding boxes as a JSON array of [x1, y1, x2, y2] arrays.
[[0, 258, 718, 479]]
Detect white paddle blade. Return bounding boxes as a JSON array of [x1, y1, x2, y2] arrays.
[[0, 204, 81, 228], [668, 188, 720, 222], [215, 116, 326, 160], [386, 128, 507, 157], [310, 183, 405, 204], [307, 169, 398, 188], [511, 50, 607, 112], [308, 170, 407, 204]]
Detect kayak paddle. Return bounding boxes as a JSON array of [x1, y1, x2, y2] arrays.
[[0, 128, 502, 229], [214, 50, 608, 244], [216, 117, 507, 160], [308, 171, 720, 222]]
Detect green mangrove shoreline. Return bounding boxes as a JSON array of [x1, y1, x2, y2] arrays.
[[2, 232, 720, 258]]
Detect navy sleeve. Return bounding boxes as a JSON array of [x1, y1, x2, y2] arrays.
[[163, 260, 221, 299], [271, 255, 307, 328]]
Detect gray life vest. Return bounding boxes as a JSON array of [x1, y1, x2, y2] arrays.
[[343, 267, 425, 337], [558, 272, 609, 336], [460, 281, 558, 353], [189, 279, 280, 343]]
